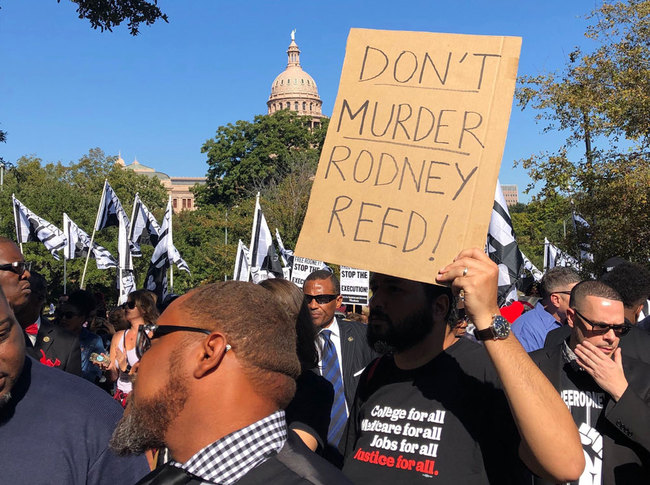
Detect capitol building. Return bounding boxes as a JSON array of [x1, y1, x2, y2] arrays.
[[267, 31, 326, 129], [120, 32, 326, 212]]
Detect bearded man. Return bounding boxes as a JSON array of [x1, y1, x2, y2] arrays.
[[111, 281, 352, 484]]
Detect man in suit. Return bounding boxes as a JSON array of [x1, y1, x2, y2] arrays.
[[110, 282, 351, 484], [531, 280, 650, 484], [0, 269, 149, 483], [303, 270, 377, 464], [13, 272, 82, 375]]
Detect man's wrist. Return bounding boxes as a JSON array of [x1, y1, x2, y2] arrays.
[[470, 308, 501, 331]]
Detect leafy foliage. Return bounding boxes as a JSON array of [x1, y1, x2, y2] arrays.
[[515, 0, 650, 273], [199, 111, 328, 206], [60, 0, 168, 35], [0, 148, 167, 302]]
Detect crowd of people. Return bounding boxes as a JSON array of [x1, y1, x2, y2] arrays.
[[0, 234, 648, 484]]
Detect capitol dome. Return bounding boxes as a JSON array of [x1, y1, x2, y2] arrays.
[[267, 32, 324, 125]]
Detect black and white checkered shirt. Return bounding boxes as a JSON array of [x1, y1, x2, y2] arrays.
[[167, 410, 287, 484]]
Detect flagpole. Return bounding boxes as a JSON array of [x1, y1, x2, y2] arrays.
[[12, 195, 24, 253], [63, 258, 67, 295], [167, 195, 174, 293], [247, 193, 261, 282], [81, 180, 107, 289]]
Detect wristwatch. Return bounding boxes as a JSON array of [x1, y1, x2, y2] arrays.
[[474, 314, 510, 341]]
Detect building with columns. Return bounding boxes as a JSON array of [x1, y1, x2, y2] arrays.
[[267, 31, 325, 128], [117, 155, 205, 213]]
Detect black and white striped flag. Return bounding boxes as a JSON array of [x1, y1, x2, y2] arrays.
[[12, 195, 65, 260], [94, 180, 132, 271], [249, 194, 283, 283], [486, 181, 524, 307], [146, 197, 189, 302], [63, 213, 117, 269], [233, 240, 251, 282], [129, 193, 161, 257], [544, 238, 581, 272]]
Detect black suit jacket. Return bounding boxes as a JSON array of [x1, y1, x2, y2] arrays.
[[26, 319, 82, 376], [136, 430, 353, 485], [530, 344, 650, 484], [337, 318, 379, 409], [544, 324, 650, 365]]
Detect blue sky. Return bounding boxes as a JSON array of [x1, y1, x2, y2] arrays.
[[1, 1, 597, 202]]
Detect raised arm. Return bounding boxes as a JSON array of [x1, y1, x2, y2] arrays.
[[437, 248, 584, 482]]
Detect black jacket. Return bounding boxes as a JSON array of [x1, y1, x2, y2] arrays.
[[25, 319, 82, 376], [337, 318, 379, 409], [530, 344, 650, 484]]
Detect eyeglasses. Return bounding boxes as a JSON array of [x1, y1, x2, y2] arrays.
[[123, 300, 136, 310], [572, 309, 631, 336], [304, 294, 339, 305], [136, 323, 225, 359], [0, 261, 31, 276], [552, 291, 572, 296]]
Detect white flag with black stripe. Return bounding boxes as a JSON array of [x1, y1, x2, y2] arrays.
[[63, 213, 117, 269], [233, 240, 251, 282], [520, 251, 543, 282], [92, 181, 132, 271], [150, 197, 190, 273], [544, 238, 581, 272], [249, 194, 283, 283], [129, 193, 161, 257], [486, 181, 524, 307], [12, 195, 65, 260], [275, 228, 294, 268]]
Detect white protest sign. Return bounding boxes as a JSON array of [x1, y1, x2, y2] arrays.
[[340, 266, 369, 305]]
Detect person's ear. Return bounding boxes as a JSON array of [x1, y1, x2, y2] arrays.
[[432, 293, 450, 322], [335, 294, 343, 307], [633, 304, 643, 323], [566, 308, 576, 329], [193, 332, 230, 379], [549, 292, 561, 309]]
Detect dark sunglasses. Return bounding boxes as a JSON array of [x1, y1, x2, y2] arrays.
[[304, 294, 339, 305], [572, 309, 631, 336], [0, 261, 31, 276], [123, 300, 136, 310], [136, 324, 227, 359]]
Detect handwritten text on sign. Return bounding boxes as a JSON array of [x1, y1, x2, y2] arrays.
[[296, 29, 521, 283]]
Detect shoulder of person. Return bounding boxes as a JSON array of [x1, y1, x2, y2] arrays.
[[27, 356, 124, 422]]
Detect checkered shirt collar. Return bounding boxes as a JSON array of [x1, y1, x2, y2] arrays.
[[168, 410, 287, 484]]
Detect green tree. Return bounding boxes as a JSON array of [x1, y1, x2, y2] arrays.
[[0, 149, 167, 302], [58, 0, 168, 35], [516, 0, 650, 273], [199, 111, 328, 206]]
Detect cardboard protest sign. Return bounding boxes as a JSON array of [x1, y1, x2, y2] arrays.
[[340, 266, 369, 305], [290, 256, 326, 287], [296, 28, 521, 283]]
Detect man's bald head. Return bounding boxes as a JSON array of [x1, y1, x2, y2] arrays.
[[180, 281, 300, 408]]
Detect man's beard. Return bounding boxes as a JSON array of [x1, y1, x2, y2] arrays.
[[367, 306, 434, 353], [109, 351, 189, 456], [0, 391, 12, 411]]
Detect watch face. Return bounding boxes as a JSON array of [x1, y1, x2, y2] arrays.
[[493, 316, 510, 339]]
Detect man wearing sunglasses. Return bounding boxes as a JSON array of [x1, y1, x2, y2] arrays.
[[531, 280, 650, 484], [303, 270, 377, 466], [110, 281, 351, 484]]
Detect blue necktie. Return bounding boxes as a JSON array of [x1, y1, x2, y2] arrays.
[[320, 329, 347, 447]]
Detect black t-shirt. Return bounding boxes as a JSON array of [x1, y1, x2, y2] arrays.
[[559, 359, 607, 485], [342, 338, 526, 484]]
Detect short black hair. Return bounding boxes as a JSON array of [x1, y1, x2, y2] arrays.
[[304, 270, 339, 294], [570, 280, 622, 310], [600, 262, 650, 309], [66, 289, 97, 320]]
